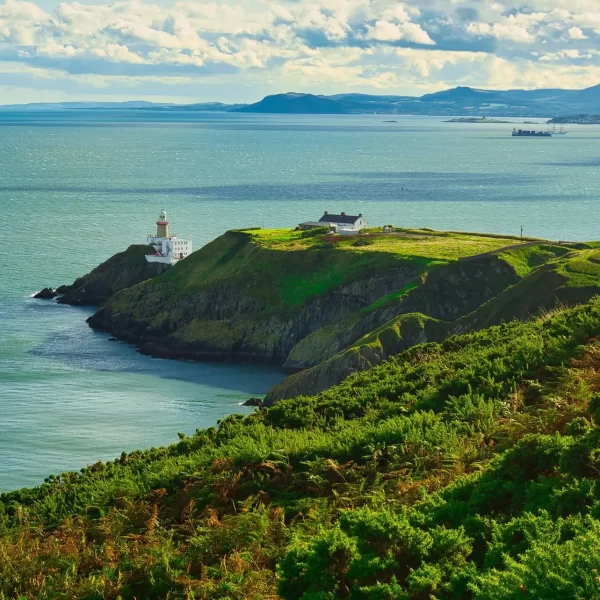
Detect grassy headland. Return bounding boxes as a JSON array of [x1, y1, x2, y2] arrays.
[[82, 228, 600, 402]]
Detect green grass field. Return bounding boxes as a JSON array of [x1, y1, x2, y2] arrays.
[[246, 228, 526, 261]]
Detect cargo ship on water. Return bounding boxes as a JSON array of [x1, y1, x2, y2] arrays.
[[512, 127, 552, 137]]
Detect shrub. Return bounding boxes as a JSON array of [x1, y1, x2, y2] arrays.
[[352, 238, 375, 247], [301, 227, 330, 238], [309, 241, 336, 250], [567, 417, 593, 437], [277, 508, 472, 599], [473, 523, 600, 599]]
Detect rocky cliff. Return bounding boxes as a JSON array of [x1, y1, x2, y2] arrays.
[[282, 255, 518, 371], [56, 245, 170, 306], [266, 247, 600, 403]]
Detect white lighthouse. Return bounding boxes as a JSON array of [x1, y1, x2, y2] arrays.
[[146, 209, 192, 265]]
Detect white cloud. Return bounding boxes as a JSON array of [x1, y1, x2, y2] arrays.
[[366, 20, 434, 44], [0, 0, 598, 101], [0, 0, 47, 21], [466, 20, 534, 43], [569, 26, 588, 39]]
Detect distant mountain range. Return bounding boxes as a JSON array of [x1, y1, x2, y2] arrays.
[[236, 86, 600, 117], [3, 85, 600, 117]]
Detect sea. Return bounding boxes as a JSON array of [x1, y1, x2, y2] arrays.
[[1, 110, 600, 492]]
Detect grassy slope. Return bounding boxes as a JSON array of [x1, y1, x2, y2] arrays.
[[104, 230, 420, 320], [355, 245, 600, 350], [4, 299, 600, 597], [251, 227, 523, 256]]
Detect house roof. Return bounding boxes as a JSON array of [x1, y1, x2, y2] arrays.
[[319, 212, 363, 224]]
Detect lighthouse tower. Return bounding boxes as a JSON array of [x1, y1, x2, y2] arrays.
[[146, 209, 192, 265], [156, 209, 169, 238]]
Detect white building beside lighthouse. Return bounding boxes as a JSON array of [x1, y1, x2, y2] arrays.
[[146, 210, 192, 265]]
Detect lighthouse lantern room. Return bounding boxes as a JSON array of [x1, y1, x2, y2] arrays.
[[146, 209, 192, 265]]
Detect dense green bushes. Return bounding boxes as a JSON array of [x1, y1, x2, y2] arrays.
[[279, 508, 472, 599], [300, 226, 330, 238], [4, 299, 600, 598]]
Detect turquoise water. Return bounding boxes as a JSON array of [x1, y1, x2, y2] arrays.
[[1, 111, 600, 492]]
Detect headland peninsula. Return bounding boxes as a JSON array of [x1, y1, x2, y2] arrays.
[[6, 222, 600, 597], [40, 225, 600, 403]]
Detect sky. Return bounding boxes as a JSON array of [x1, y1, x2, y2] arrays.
[[0, 0, 599, 104]]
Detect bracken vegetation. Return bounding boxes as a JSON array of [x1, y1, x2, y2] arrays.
[[5, 297, 600, 598]]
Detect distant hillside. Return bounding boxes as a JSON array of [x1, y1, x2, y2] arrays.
[[419, 86, 509, 105], [3, 83, 600, 116], [2, 101, 172, 110], [570, 84, 600, 106], [235, 85, 600, 117], [166, 102, 247, 112], [236, 93, 346, 114], [549, 114, 600, 124]]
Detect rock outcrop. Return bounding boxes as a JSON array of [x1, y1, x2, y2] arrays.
[[56, 245, 170, 306], [86, 232, 531, 369], [242, 398, 264, 407], [34, 288, 57, 299]]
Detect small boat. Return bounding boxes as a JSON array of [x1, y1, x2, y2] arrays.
[[554, 125, 568, 135]]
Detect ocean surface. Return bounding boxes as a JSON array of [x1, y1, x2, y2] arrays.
[[1, 110, 600, 492]]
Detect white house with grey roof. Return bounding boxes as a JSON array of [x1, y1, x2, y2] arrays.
[[299, 211, 368, 235]]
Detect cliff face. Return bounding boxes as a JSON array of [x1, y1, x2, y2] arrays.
[[283, 256, 518, 370], [57, 245, 170, 306], [266, 249, 600, 403], [268, 313, 446, 401]]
